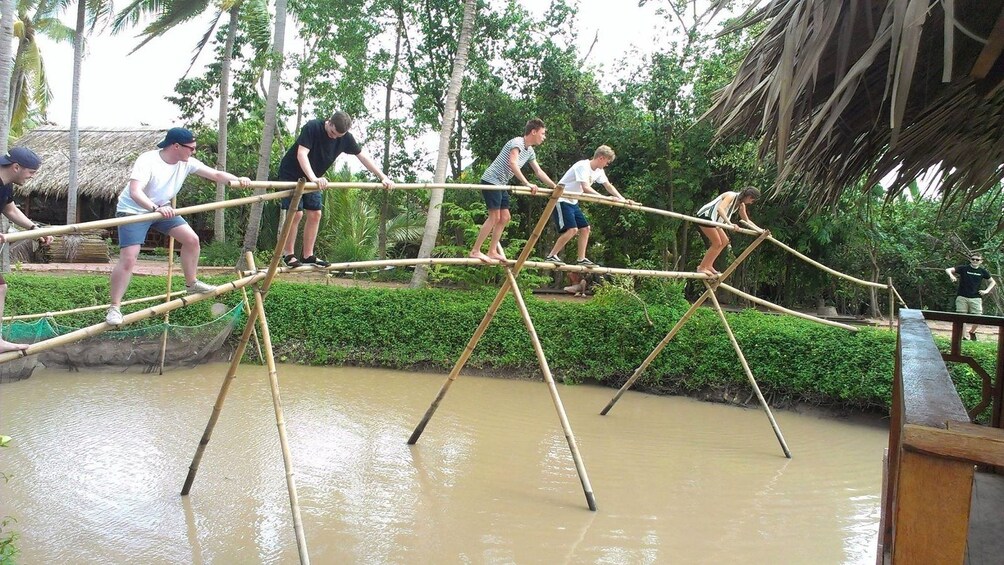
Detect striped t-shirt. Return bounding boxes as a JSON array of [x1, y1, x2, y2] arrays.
[[481, 137, 536, 185]]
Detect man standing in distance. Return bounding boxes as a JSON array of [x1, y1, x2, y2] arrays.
[[277, 111, 395, 268], [946, 254, 996, 340], [105, 127, 251, 325], [470, 118, 558, 263], [0, 147, 51, 351]]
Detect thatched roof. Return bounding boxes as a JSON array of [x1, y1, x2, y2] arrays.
[[12, 127, 167, 200], [706, 1, 1004, 209]]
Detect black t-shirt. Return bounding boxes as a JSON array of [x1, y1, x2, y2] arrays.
[[955, 264, 991, 298], [276, 119, 362, 181], [0, 181, 14, 210]]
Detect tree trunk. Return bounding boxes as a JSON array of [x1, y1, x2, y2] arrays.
[[0, 0, 13, 152], [410, 0, 476, 288], [379, 7, 403, 260], [213, 6, 239, 243], [65, 0, 85, 226], [240, 0, 289, 263]]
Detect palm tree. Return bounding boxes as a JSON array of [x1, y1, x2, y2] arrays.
[[0, 0, 17, 153], [112, 0, 270, 242], [315, 187, 422, 262], [410, 0, 476, 288], [9, 0, 75, 139]]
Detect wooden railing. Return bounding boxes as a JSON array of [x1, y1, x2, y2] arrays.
[[878, 309, 1004, 563]]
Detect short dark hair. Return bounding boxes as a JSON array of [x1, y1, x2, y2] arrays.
[[328, 111, 353, 133], [738, 186, 761, 200], [524, 118, 546, 136]]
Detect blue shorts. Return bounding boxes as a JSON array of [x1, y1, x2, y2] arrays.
[[481, 179, 510, 210], [280, 190, 322, 211], [116, 213, 188, 248], [553, 202, 589, 233]]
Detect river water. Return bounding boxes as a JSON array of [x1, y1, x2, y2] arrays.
[[0, 364, 887, 563]]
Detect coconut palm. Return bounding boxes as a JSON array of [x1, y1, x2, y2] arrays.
[[315, 187, 423, 263], [9, 0, 75, 139], [0, 0, 17, 153]]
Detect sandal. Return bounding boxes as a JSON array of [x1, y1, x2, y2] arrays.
[[283, 254, 302, 268], [301, 255, 330, 267]]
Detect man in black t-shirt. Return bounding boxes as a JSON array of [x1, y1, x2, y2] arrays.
[[277, 111, 394, 267], [946, 254, 997, 340]]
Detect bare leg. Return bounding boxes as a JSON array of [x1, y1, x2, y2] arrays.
[[0, 283, 26, 352], [549, 227, 578, 258], [470, 209, 500, 262], [110, 245, 142, 306], [301, 209, 322, 258], [576, 226, 591, 261], [169, 224, 202, 285], [281, 210, 304, 257], [487, 209, 511, 261], [697, 226, 728, 275]]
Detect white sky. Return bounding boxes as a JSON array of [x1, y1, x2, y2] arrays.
[[36, 1, 668, 129]]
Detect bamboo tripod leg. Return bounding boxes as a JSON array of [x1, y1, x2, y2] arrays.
[[181, 181, 307, 495], [504, 267, 597, 510], [408, 184, 565, 445], [705, 283, 791, 458], [600, 231, 771, 415], [240, 286, 265, 363], [250, 277, 310, 564], [157, 226, 177, 375]]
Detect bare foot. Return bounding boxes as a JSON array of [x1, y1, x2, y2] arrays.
[[0, 339, 28, 353], [698, 268, 717, 277], [487, 252, 507, 263], [469, 251, 493, 263]]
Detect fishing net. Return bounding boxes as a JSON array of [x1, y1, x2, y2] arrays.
[[0, 303, 244, 380]]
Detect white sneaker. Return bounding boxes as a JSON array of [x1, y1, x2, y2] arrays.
[[105, 306, 123, 326], [186, 280, 216, 295]]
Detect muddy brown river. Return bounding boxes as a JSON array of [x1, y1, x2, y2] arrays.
[[0, 364, 887, 563]]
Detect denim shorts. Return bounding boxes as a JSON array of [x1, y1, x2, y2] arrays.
[[116, 212, 188, 248], [280, 190, 323, 211], [481, 179, 511, 210], [553, 202, 589, 232]]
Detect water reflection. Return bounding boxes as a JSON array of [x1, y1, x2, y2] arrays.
[[0, 364, 887, 563]]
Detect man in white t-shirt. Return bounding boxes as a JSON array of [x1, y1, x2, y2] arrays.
[[105, 127, 251, 325], [544, 145, 629, 266]]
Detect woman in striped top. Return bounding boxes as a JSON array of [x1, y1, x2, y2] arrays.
[[694, 186, 763, 276]]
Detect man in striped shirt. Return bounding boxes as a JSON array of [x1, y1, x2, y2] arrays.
[[470, 118, 557, 262]]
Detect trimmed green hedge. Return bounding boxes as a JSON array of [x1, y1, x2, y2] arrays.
[[3, 273, 994, 413]]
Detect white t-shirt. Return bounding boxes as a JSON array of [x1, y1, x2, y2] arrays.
[[116, 150, 206, 214], [557, 159, 608, 205]]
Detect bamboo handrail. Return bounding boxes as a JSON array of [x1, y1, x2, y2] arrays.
[[767, 236, 888, 289], [3, 290, 187, 321], [717, 282, 858, 331]]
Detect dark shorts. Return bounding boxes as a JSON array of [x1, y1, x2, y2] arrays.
[[553, 202, 589, 233], [116, 213, 188, 248], [481, 179, 510, 210], [280, 190, 323, 211]]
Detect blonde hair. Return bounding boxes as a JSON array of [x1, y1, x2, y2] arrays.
[[593, 145, 616, 161]]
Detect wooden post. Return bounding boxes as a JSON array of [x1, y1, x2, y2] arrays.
[[888, 277, 894, 331], [600, 231, 770, 415], [181, 180, 306, 495], [705, 283, 791, 458], [408, 184, 564, 445], [157, 197, 178, 375], [503, 266, 597, 510]]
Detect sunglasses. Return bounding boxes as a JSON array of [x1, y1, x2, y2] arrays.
[[179, 143, 197, 151]]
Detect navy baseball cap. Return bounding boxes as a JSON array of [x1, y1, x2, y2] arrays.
[[157, 127, 195, 148], [0, 146, 41, 169]]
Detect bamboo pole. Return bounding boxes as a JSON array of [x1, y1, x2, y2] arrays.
[[248, 252, 310, 563], [4, 291, 186, 321], [767, 237, 887, 289], [891, 282, 908, 307], [888, 277, 895, 331], [158, 199, 178, 375], [0, 272, 266, 364], [181, 181, 306, 495], [717, 283, 858, 331], [504, 266, 597, 510], [600, 231, 770, 415], [408, 184, 565, 445], [240, 286, 265, 363], [705, 283, 792, 458]]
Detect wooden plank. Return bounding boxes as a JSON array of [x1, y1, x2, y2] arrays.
[[900, 310, 970, 427], [970, 5, 1004, 79], [892, 450, 973, 564], [903, 422, 1004, 466]]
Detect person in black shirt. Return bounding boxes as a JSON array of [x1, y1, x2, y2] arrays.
[[946, 254, 996, 340], [276, 111, 394, 267], [0, 147, 52, 352]]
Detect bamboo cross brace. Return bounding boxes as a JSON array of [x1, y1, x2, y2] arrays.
[[705, 283, 792, 458], [504, 266, 597, 511], [717, 282, 858, 331], [408, 184, 565, 445], [600, 231, 770, 415], [181, 181, 306, 496], [3, 291, 186, 321]]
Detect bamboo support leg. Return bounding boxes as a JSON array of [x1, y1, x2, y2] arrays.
[[888, 277, 894, 331], [251, 276, 310, 563], [408, 185, 565, 444], [158, 224, 177, 375], [241, 286, 265, 363], [705, 283, 791, 458], [504, 267, 596, 510], [600, 231, 771, 415], [181, 181, 306, 495]]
